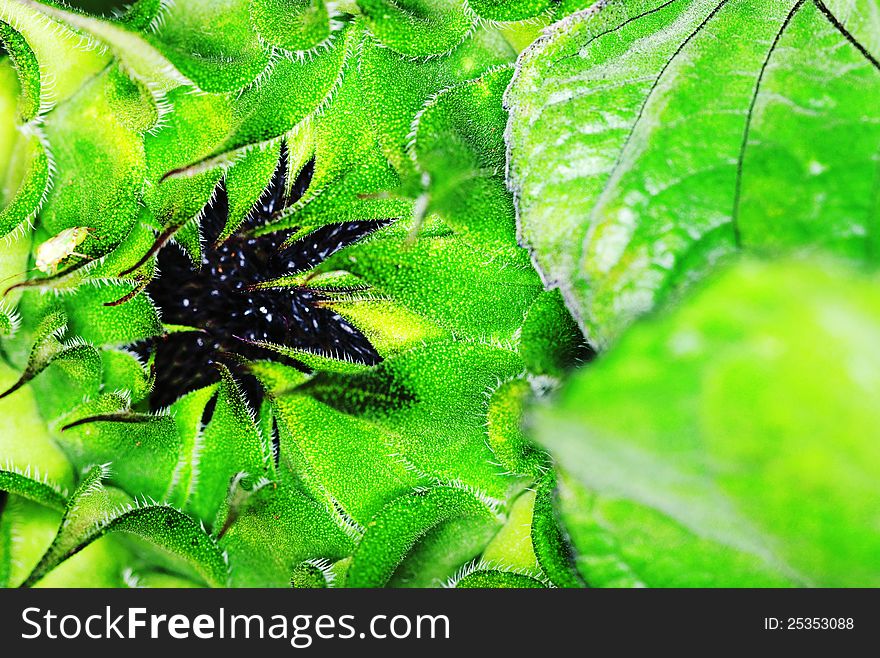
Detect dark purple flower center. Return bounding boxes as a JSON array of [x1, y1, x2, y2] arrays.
[[143, 152, 385, 409]]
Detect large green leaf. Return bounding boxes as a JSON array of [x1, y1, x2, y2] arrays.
[[506, 0, 880, 347], [533, 258, 880, 587]]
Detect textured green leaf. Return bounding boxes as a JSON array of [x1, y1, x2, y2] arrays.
[[100, 348, 154, 404], [0, 303, 19, 337], [388, 507, 501, 587], [0, 494, 13, 587], [361, 28, 515, 183], [165, 384, 216, 508], [220, 480, 355, 587], [64, 281, 162, 346], [20, 0, 268, 92], [325, 298, 448, 358], [115, 0, 166, 31], [467, 0, 554, 22], [0, 20, 40, 122], [177, 27, 350, 175], [22, 464, 228, 587], [324, 225, 541, 343], [253, 342, 372, 374], [21, 464, 127, 586], [0, 467, 66, 510], [85, 216, 159, 281], [39, 66, 147, 252], [104, 505, 228, 587], [58, 395, 180, 501], [412, 66, 529, 266], [530, 470, 583, 588], [486, 378, 548, 478], [0, 1, 109, 105], [246, 359, 308, 394], [34, 536, 130, 588], [480, 489, 540, 573], [249, 0, 337, 53], [268, 41, 406, 232], [454, 568, 547, 588], [506, 0, 880, 347], [219, 142, 281, 244], [269, 25, 520, 233], [519, 290, 590, 378], [0, 310, 101, 404], [140, 87, 230, 242], [822, 0, 880, 62], [305, 340, 525, 499], [346, 486, 499, 587], [356, 0, 474, 57], [274, 393, 422, 526], [290, 559, 333, 588], [0, 125, 49, 239], [534, 259, 880, 587], [145, 0, 269, 91]]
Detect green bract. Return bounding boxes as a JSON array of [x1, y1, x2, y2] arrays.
[[0, 0, 877, 589]]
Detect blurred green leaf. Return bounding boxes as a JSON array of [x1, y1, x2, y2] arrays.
[[534, 259, 880, 587]]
